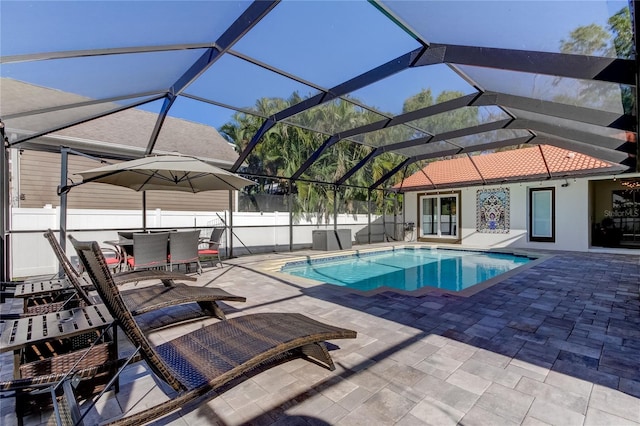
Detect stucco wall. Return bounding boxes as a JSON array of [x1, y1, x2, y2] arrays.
[[403, 177, 592, 252]]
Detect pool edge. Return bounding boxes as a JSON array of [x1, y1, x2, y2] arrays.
[[256, 244, 554, 298]]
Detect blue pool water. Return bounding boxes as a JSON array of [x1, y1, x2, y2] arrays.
[[281, 248, 532, 292]]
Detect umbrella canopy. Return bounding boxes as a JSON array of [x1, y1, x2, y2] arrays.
[[77, 154, 255, 193]]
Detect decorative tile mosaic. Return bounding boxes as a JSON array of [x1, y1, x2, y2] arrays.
[[477, 188, 510, 233]]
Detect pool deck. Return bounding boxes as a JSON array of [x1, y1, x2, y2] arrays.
[[2, 244, 640, 425]]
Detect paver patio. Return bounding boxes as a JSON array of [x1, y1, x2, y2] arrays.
[[2, 245, 639, 425]]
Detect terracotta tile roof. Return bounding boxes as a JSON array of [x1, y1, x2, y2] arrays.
[[396, 145, 623, 191]]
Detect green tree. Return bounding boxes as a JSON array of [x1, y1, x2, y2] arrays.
[[560, 23, 612, 56], [609, 7, 632, 58], [404, 90, 479, 135], [224, 88, 491, 217], [558, 6, 633, 114]]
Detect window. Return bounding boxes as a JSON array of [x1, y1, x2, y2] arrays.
[[529, 187, 555, 242], [419, 193, 459, 240], [611, 189, 640, 244]]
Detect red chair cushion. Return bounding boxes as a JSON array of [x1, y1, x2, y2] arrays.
[[198, 249, 219, 256]]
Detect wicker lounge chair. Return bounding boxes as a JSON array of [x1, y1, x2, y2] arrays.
[[20, 230, 246, 322], [56, 236, 356, 426], [0, 230, 246, 415]]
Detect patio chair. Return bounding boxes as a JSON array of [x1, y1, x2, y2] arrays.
[[198, 227, 224, 268], [19, 230, 246, 322], [57, 237, 356, 426], [168, 230, 202, 274], [126, 232, 169, 271], [116, 231, 135, 257]]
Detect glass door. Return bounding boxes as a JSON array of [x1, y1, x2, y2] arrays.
[[421, 196, 437, 236], [420, 194, 458, 238], [440, 196, 457, 236], [612, 189, 640, 244]]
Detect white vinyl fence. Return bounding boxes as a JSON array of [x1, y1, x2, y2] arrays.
[[10, 207, 397, 278]]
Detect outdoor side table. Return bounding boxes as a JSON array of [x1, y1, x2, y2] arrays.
[[13, 278, 72, 299], [0, 303, 116, 381]]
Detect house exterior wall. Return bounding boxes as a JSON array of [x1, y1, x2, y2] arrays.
[[13, 149, 233, 211], [403, 177, 591, 252]]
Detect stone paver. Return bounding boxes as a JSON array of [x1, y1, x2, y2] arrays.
[[526, 399, 586, 425], [3, 247, 640, 425], [474, 383, 535, 423]]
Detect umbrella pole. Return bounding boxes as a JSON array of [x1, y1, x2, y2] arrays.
[[58, 147, 70, 278], [1, 124, 10, 283], [142, 191, 147, 231]]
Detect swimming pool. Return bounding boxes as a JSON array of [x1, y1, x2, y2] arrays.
[[280, 247, 534, 293]]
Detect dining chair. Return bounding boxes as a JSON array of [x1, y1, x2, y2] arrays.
[[126, 232, 169, 271], [198, 227, 224, 268], [168, 230, 202, 274]]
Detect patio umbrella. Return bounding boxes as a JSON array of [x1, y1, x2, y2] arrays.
[[75, 154, 255, 231], [76, 154, 255, 193]]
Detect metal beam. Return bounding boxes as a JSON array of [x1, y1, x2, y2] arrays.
[[0, 43, 220, 64], [473, 91, 635, 131], [326, 49, 423, 99], [334, 92, 479, 141], [533, 133, 633, 165], [467, 153, 486, 185], [229, 44, 426, 176], [633, 0, 640, 172], [415, 43, 635, 85], [290, 135, 339, 180], [289, 93, 481, 182], [146, 0, 279, 154], [506, 118, 636, 154], [370, 158, 412, 190], [7, 94, 166, 147], [146, 95, 175, 154], [4, 91, 167, 120], [0, 121, 9, 281], [231, 118, 276, 171], [272, 49, 423, 123], [233, 48, 424, 170], [336, 148, 380, 186], [372, 135, 536, 190], [538, 145, 553, 179], [347, 98, 631, 163], [379, 119, 513, 153]]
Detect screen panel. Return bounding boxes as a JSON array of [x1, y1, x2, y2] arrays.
[[232, 0, 421, 88], [380, 1, 629, 58], [2, 1, 252, 56]]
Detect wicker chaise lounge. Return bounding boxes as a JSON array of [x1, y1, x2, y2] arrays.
[[0, 231, 246, 412], [24, 230, 246, 322], [56, 237, 357, 426]]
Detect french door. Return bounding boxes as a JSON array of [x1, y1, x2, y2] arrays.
[[420, 194, 459, 239]]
